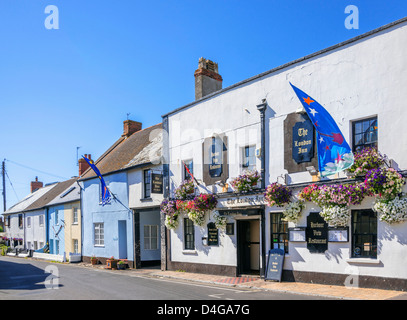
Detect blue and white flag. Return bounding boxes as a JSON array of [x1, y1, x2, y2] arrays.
[[82, 156, 112, 205], [290, 83, 354, 177]]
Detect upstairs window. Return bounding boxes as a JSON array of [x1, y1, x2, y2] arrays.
[[242, 145, 256, 172], [183, 159, 193, 181], [352, 117, 378, 152], [144, 169, 152, 198]]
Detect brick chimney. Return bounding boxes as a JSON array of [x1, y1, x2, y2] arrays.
[[122, 120, 142, 138], [78, 154, 92, 176], [30, 177, 43, 193], [194, 57, 223, 100]]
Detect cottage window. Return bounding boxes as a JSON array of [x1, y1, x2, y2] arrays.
[[352, 117, 378, 152], [144, 169, 152, 198], [27, 217, 31, 228], [351, 210, 377, 258], [73, 239, 79, 253], [18, 214, 23, 228], [184, 218, 195, 250], [55, 210, 59, 225], [144, 225, 158, 250], [270, 213, 289, 253], [73, 207, 78, 224], [39, 214, 44, 226], [94, 223, 104, 247]]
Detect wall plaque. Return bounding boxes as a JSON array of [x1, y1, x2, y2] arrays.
[[292, 119, 314, 164], [207, 222, 219, 246], [306, 212, 328, 253], [151, 173, 163, 194]]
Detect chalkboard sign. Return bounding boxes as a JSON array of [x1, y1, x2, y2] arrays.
[[306, 212, 328, 253], [265, 248, 285, 282], [292, 119, 314, 164], [207, 222, 219, 246]]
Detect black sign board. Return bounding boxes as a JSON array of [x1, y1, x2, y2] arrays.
[[207, 222, 219, 246], [265, 248, 285, 282], [306, 212, 328, 253], [292, 119, 314, 164], [151, 173, 163, 194]]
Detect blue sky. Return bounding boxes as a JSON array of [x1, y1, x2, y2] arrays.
[[1, 0, 406, 211]]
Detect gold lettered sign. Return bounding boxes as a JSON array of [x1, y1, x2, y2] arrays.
[[151, 173, 163, 194], [207, 222, 219, 246], [292, 119, 314, 164], [265, 248, 285, 282], [306, 212, 328, 253]]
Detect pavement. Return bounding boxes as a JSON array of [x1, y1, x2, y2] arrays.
[[75, 262, 407, 300]]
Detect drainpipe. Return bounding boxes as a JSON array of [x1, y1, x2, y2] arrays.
[[161, 115, 170, 271], [257, 99, 267, 190]]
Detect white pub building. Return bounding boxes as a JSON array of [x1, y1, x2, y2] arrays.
[[161, 17, 407, 291]]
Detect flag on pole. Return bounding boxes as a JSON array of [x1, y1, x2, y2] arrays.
[[82, 156, 112, 205], [290, 83, 354, 177]]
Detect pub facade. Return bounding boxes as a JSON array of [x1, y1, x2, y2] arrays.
[[161, 18, 407, 290]]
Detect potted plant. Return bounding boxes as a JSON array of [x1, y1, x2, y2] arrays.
[[106, 256, 118, 269], [117, 260, 127, 270], [264, 182, 292, 207], [90, 255, 98, 265]]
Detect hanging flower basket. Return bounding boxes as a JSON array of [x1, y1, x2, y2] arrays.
[[373, 197, 407, 224], [213, 211, 227, 230], [298, 184, 320, 202], [319, 206, 351, 227], [161, 199, 180, 230], [364, 167, 404, 201], [175, 179, 195, 199], [193, 194, 218, 211], [314, 183, 367, 208], [230, 170, 261, 193], [282, 201, 305, 223], [264, 183, 292, 207], [187, 209, 206, 227]]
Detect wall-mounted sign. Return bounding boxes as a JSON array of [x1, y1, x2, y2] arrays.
[[265, 248, 285, 282], [292, 119, 314, 164], [218, 195, 265, 208], [151, 173, 163, 194], [207, 222, 219, 246], [306, 212, 328, 253], [289, 227, 306, 242], [328, 227, 349, 242]]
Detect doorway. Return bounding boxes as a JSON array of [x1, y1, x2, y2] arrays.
[[237, 219, 260, 275], [118, 220, 127, 259]]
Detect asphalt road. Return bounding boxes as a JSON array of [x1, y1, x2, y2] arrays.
[[0, 256, 335, 304]]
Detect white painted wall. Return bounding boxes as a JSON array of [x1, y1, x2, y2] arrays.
[[166, 21, 407, 280], [25, 209, 46, 250]]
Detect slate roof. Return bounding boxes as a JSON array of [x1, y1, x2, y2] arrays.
[[23, 178, 79, 212], [3, 183, 58, 215], [45, 178, 81, 207], [79, 123, 163, 181]]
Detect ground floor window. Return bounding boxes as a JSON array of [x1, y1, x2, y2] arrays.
[[73, 239, 79, 253], [184, 218, 195, 250], [144, 225, 158, 250], [351, 209, 377, 258], [94, 223, 104, 247], [270, 213, 289, 253]]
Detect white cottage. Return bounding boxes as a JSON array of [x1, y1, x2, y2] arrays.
[[161, 17, 407, 290]]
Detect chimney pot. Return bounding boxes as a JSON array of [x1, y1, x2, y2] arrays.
[[194, 58, 222, 100], [78, 154, 91, 176], [31, 177, 43, 193], [122, 120, 142, 138]]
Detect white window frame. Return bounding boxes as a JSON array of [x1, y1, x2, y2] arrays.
[[27, 216, 31, 228], [73, 207, 78, 224], [241, 145, 256, 173], [94, 223, 104, 247], [39, 214, 44, 226], [144, 225, 158, 250]]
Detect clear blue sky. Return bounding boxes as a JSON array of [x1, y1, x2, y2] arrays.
[[1, 0, 406, 211]]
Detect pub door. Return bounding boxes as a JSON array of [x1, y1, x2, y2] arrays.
[[237, 219, 260, 276]]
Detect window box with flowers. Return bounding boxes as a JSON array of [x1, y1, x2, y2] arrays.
[[230, 170, 261, 193]]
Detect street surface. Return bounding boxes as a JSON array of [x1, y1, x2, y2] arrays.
[[0, 256, 335, 302]]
